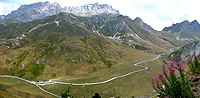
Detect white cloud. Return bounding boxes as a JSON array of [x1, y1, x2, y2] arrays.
[[1, 0, 200, 30], [0, 3, 3, 15], [0, 4, 3, 15]]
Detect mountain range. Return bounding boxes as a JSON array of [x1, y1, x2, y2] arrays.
[[1, 1, 200, 98], [1, 1, 200, 58], [0, 1, 174, 80], [0, 1, 119, 22], [162, 20, 200, 40]]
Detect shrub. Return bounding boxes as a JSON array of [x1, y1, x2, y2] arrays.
[[52, 73, 56, 77], [61, 87, 72, 98], [187, 51, 200, 75], [152, 56, 194, 97], [92, 93, 101, 98]]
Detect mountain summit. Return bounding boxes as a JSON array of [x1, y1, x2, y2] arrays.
[[0, 1, 119, 22], [133, 17, 156, 32], [63, 3, 119, 17]]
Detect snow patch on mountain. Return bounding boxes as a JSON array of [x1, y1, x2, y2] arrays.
[[54, 20, 60, 26], [29, 23, 49, 32]]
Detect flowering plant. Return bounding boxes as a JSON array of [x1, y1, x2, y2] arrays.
[[188, 51, 200, 75], [152, 54, 194, 97]]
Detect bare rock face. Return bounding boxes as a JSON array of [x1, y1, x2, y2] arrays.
[[1, 1, 63, 22], [0, 2, 119, 22], [63, 3, 119, 17]]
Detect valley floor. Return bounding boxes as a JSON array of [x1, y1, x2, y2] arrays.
[[0, 51, 163, 97]]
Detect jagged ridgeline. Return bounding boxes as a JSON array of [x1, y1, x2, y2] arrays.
[[162, 20, 200, 40], [0, 2, 119, 22], [0, 12, 129, 80]]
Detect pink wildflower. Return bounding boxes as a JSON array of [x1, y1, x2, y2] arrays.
[[158, 82, 161, 86], [168, 71, 172, 74], [178, 67, 180, 71], [162, 62, 165, 65], [165, 69, 168, 72], [155, 76, 159, 79], [159, 74, 163, 77], [170, 61, 175, 64], [181, 67, 185, 71], [172, 68, 175, 71], [177, 54, 179, 57], [167, 65, 170, 67]]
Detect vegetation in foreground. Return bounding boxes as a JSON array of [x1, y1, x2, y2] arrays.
[[152, 53, 198, 97], [188, 51, 200, 75]]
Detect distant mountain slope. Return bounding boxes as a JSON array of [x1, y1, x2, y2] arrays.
[[169, 41, 200, 62], [133, 17, 156, 32], [0, 1, 176, 52], [0, 12, 127, 80], [162, 20, 200, 40], [90, 14, 175, 52], [0, 1, 119, 22]]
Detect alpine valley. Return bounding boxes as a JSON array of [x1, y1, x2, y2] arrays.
[[0, 1, 200, 98]]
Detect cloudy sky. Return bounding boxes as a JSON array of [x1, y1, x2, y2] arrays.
[[0, 0, 199, 30]]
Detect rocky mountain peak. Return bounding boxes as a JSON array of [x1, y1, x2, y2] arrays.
[[44, 1, 50, 4], [190, 20, 199, 26], [181, 20, 190, 24], [133, 17, 156, 32], [134, 17, 142, 21], [63, 2, 119, 16], [2, 1, 63, 22], [134, 17, 143, 25]]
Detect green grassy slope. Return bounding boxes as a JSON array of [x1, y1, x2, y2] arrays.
[[0, 78, 54, 98], [0, 12, 171, 97]]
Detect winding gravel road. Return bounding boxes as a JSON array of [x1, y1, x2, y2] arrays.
[[0, 75, 61, 98], [51, 55, 160, 85], [0, 55, 160, 97]]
